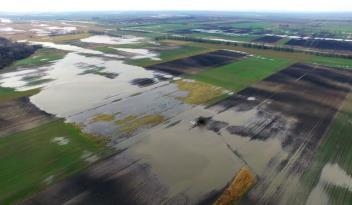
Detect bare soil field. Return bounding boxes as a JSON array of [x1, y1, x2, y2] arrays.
[[286, 39, 352, 52], [146, 50, 246, 75], [252, 35, 283, 43]]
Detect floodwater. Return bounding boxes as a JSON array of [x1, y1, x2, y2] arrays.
[[113, 48, 161, 60], [0, 18, 12, 23], [306, 163, 352, 205], [0, 40, 191, 142], [29, 41, 123, 58], [116, 103, 289, 201], [81, 35, 144, 45]]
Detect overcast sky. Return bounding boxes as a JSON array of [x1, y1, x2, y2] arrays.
[[1, 0, 352, 12]]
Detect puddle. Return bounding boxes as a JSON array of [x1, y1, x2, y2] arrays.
[[51, 137, 70, 145], [81, 35, 144, 45], [81, 150, 99, 164]]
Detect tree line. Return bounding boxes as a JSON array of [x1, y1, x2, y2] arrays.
[[156, 35, 352, 60], [0, 37, 41, 69]]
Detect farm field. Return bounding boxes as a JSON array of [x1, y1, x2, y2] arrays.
[[1, 12, 352, 205], [190, 56, 292, 91]]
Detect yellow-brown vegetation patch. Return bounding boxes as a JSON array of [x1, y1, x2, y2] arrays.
[[115, 114, 165, 134], [175, 79, 224, 105], [214, 167, 256, 205], [34, 33, 91, 43], [90, 114, 115, 123]]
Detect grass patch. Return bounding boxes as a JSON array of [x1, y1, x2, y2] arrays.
[[78, 65, 119, 79], [0, 87, 40, 101], [93, 46, 120, 54], [312, 56, 352, 69], [115, 114, 165, 135], [0, 120, 104, 205], [175, 79, 225, 105], [214, 167, 256, 205], [12, 48, 67, 68], [25, 78, 53, 87], [190, 56, 292, 91]]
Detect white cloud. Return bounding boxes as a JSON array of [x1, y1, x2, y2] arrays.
[[0, 0, 352, 12]]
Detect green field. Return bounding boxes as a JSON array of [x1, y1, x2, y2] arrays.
[[312, 56, 352, 69], [0, 120, 104, 205], [12, 48, 67, 68], [190, 56, 292, 91], [0, 86, 105, 204], [294, 93, 352, 205]]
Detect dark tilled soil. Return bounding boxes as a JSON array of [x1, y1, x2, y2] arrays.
[[146, 50, 246, 75], [286, 38, 352, 51], [0, 97, 53, 137], [252, 35, 283, 43]]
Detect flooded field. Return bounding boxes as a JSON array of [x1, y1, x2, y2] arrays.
[[3, 12, 352, 205], [8, 45, 350, 205]]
